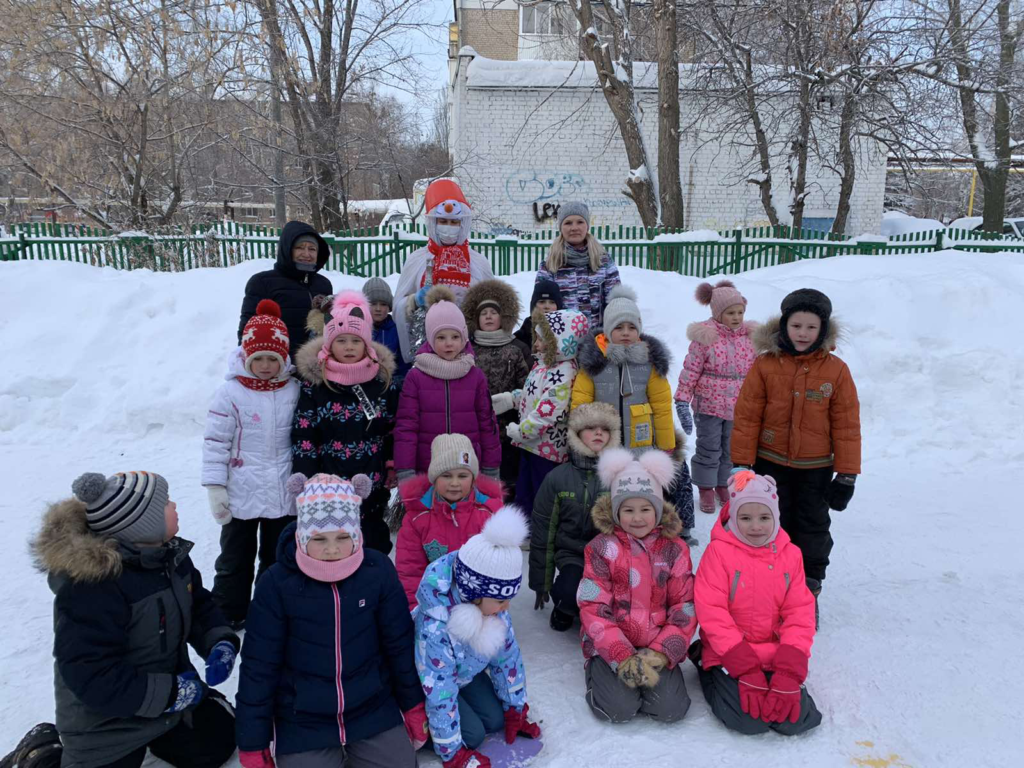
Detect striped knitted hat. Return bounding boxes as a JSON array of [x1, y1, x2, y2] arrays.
[[71, 471, 170, 544], [288, 472, 372, 552]]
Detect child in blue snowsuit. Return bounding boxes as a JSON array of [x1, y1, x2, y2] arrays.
[[364, 277, 412, 385], [414, 507, 542, 768]]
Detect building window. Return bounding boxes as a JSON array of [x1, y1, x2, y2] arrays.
[[521, 2, 570, 35]]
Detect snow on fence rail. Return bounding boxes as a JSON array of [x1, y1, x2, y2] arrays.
[[1, 220, 1022, 278]]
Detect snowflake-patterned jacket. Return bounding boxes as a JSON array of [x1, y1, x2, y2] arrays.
[[414, 553, 528, 763], [675, 319, 759, 421], [512, 307, 590, 462], [536, 250, 620, 331], [395, 474, 504, 610], [577, 495, 697, 670], [291, 336, 399, 486]]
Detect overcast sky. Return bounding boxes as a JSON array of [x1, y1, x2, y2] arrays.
[[383, 1, 454, 125]]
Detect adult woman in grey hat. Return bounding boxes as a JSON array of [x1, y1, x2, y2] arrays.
[[535, 202, 621, 331]]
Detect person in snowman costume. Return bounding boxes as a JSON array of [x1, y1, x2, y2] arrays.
[[393, 179, 495, 364]]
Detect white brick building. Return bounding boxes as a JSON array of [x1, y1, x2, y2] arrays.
[[446, 18, 886, 236]]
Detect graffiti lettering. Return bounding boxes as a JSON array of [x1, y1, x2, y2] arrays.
[[506, 171, 586, 204], [532, 202, 561, 222]]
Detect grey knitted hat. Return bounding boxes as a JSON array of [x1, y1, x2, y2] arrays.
[[602, 284, 642, 335], [71, 471, 170, 544], [557, 201, 590, 229], [362, 277, 393, 309]]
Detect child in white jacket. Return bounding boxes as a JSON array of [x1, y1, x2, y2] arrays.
[[202, 299, 300, 630]]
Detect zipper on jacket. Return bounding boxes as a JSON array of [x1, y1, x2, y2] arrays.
[[729, 570, 742, 602], [157, 597, 168, 653], [783, 572, 790, 591], [445, 381, 451, 433], [331, 583, 346, 744]]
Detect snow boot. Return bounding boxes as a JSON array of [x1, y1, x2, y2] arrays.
[[549, 607, 574, 632], [698, 488, 716, 514], [681, 528, 699, 547], [806, 578, 822, 630], [0, 723, 62, 768], [714, 486, 730, 507]]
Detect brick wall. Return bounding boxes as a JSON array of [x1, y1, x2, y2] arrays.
[[450, 60, 886, 237], [460, 9, 519, 61]]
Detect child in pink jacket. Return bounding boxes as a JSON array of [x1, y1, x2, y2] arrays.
[[675, 280, 758, 514], [395, 434, 503, 610], [692, 470, 821, 735], [577, 448, 697, 724]]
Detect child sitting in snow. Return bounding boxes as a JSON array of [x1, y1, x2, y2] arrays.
[[691, 470, 821, 736], [362, 277, 412, 385], [528, 402, 621, 632], [675, 280, 758, 515], [414, 507, 542, 768], [461, 279, 531, 499], [34, 471, 239, 768], [577, 448, 696, 724], [492, 307, 590, 516], [395, 433, 504, 610], [394, 289, 501, 482], [236, 473, 426, 768], [731, 288, 861, 622], [292, 290, 399, 555], [202, 298, 300, 630]]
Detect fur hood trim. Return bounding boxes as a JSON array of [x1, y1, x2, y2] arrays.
[[461, 279, 521, 335], [687, 319, 759, 346], [567, 402, 622, 459], [295, 335, 396, 385], [32, 498, 122, 582], [578, 330, 671, 378], [589, 494, 682, 539], [753, 316, 842, 357]]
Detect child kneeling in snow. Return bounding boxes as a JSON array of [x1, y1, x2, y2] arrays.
[[236, 473, 426, 768], [529, 401, 621, 632], [577, 449, 697, 724], [692, 470, 821, 736], [415, 507, 541, 768], [396, 433, 504, 610], [34, 471, 239, 768], [203, 298, 300, 630]]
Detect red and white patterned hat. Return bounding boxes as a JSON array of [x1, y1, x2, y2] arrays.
[[241, 299, 290, 372]]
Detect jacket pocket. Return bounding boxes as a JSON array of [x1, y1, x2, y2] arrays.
[[628, 403, 654, 448]]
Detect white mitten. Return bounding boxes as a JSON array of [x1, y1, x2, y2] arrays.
[[506, 423, 523, 444], [207, 486, 232, 526], [491, 392, 515, 415]]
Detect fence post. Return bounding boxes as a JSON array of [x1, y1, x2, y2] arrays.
[[935, 229, 944, 252], [731, 229, 742, 274]]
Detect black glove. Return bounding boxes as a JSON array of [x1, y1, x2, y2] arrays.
[[825, 474, 856, 511], [534, 591, 549, 611]]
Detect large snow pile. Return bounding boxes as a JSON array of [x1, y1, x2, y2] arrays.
[[879, 211, 945, 237], [2, 253, 1021, 766]]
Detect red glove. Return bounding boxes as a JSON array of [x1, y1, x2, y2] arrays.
[[503, 703, 542, 744], [721, 641, 770, 720], [239, 749, 275, 768], [765, 644, 808, 724], [402, 702, 429, 749], [443, 747, 491, 768]]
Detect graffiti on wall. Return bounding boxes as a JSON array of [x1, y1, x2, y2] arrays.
[[505, 171, 586, 204]]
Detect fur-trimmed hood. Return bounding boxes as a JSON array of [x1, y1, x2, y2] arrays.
[[753, 315, 841, 357], [294, 334, 397, 386], [566, 402, 622, 460], [32, 498, 123, 583], [687, 319, 759, 347], [589, 494, 682, 539], [461, 279, 521, 335], [577, 329, 671, 378]]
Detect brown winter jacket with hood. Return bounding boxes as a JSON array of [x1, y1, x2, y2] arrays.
[[460, 279, 531, 402], [731, 316, 861, 475]]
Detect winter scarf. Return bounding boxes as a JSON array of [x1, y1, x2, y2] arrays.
[[473, 329, 515, 347], [564, 242, 591, 268], [426, 239, 473, 291], [413, 352, 475, 380], [237, 374, 291, 392], [319, 352, 380, 386]]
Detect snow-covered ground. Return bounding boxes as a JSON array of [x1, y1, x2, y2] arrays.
[[2, 253, 1021, 767]]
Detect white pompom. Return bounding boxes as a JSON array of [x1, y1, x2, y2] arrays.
[[448, 603, 508, 658], [597, 447, 635, 488], [480, 506, 529, 548], [636, 449, 678, 488]]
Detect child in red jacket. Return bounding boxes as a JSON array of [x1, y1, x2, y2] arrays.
[[577, 448, 697, 724], [692, 470, 821, 735], [395, 434, 503, 610]]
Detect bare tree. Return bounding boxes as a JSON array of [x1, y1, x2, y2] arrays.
[[654, 0, 683, 227]]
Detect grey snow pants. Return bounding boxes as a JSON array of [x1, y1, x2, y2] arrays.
[[275, 725, 417, 768], [584, 657, 690, 724], [691, 412, 734, 489]]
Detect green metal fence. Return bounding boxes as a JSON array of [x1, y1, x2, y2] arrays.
[[2, 220, 1022, 278]]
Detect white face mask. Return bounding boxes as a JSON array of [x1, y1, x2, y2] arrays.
[[435, 223, 462, 245]]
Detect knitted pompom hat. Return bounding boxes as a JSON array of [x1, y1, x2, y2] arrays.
[[602, 284, 642, 335], [428, 433, 480, 483], [242, 299, 290, 372], [597, 448, 677, 525], [72, 471, 169, 544], [454, 506, 529, 602], [695, 280, 747, 322], [722, 470, 781, 547], [287, 472, 372, 553], [321, 290, 377, 356]]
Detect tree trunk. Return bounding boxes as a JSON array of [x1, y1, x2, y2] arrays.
[[789, 79, 812, 233], [654, 0, 683, 234], [831, 89, 857, 235]]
